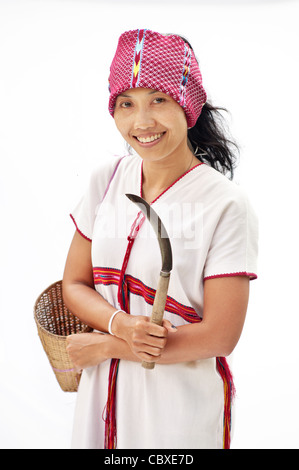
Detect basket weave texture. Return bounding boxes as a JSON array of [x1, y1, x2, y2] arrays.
[[34, 280, 92, 392]]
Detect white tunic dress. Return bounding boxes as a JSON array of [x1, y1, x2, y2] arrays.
[[70, 154, 258, 449]]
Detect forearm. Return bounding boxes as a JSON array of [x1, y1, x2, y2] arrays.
[[62, 280, 118, 332], [107, 276, 248, 364], [69, 315, 239, 370], [64, 284, 244, 365], [105, 320, 233, 365], [63, 231, 120, 332], [157, 322, 232, 364]]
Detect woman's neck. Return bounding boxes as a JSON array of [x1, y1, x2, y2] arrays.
[[141, 149, 198, 203]]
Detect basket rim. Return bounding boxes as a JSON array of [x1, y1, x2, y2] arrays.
[[34, 280, 91, 339], [34, 279, 63, 309], [34, 315, 70, 340], [34, 280, 69, 339]]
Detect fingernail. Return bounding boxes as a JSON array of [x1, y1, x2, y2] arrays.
[[171, 324, 177, 329]]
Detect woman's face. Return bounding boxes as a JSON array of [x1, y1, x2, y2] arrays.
[[113, 87, 189, 163]]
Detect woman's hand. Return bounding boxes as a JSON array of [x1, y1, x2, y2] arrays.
[[112, 313, 177, 363], [66, 332, 110, 372]]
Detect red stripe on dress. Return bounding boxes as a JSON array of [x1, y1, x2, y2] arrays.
[[93, 267, 201, 324]]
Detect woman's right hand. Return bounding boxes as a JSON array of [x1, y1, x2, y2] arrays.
[[112, 313, 176, 363]]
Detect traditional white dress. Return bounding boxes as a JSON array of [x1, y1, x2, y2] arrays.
[[70, 154, 258, 449]]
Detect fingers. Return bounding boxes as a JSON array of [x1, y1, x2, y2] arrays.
[[137, 351, 160, 363], [132, 331, 167, 354], [133, 320, 167, 343], [162, 319, 177, 333], [134, 340, 166, 362], [137, 343, 163, 359], [137, 319, 164, 337], [133, 319, 177, 343], [129, 318, 171, 361]]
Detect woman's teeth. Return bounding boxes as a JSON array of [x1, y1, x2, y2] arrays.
[[136, 133, 164, 143]]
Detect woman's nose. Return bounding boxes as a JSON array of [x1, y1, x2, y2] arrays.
[[133, 108, 155, 130]]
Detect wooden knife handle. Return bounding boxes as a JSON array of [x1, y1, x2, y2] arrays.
[[142, 272, 170, 370]]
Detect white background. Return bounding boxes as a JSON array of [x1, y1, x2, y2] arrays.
[[1, 0, 298, 449]]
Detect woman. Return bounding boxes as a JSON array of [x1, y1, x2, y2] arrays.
[[63, 29, 258, 449]]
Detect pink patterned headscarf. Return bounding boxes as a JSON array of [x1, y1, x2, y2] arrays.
[[108, 29, 207, 128]]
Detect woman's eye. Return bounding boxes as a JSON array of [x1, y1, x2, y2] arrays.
[[120, 101, 132, 108], [153, 97, 165, 104]]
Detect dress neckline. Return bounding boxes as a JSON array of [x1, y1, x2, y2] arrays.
[[139, 160, 204, 205]]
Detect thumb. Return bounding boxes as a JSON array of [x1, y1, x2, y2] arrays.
[[162, 319, 177, 333]]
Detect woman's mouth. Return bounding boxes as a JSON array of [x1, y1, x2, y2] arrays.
[[134, 132, 166, 145]]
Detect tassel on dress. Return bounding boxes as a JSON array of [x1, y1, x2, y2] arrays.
[[216, 356, 236, 449], [104, 358, 120, 449]]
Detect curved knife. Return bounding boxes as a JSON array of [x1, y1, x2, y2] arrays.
[[126, 194, 173, 369]]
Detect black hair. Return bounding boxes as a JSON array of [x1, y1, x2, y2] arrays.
[[180, 35, 239, 180], [188, 102, 239, 180]]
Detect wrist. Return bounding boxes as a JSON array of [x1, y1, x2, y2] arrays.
[[111, 310, 130, 339], [108, 309, 124, 335], [101, 333, 122, 361], [104, 332, 140, 363]]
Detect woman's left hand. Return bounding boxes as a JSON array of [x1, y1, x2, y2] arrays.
[[66, 332, 109, 372]]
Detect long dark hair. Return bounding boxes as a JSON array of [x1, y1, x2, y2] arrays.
[[188, 102, 239, 180], [181, 36, 239, 180]]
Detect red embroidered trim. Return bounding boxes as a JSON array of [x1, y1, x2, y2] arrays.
[[70, 214, 92, 242], [204, 271, 257, 281]]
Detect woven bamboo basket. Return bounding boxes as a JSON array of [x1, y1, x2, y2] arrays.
[[34, 280, 93, 392]]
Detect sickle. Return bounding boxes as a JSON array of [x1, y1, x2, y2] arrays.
[[126, 194, 173, 369]]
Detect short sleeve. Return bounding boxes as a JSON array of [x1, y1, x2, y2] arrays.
[[203, 188, 258, 281], [70, 156, 123, 241]]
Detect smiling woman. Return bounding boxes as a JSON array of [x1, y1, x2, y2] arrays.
[[113, 88, 197, 202], [62, 29, 258, 450]]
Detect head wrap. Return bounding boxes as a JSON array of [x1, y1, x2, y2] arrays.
[[108, 29, 207, 128]]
